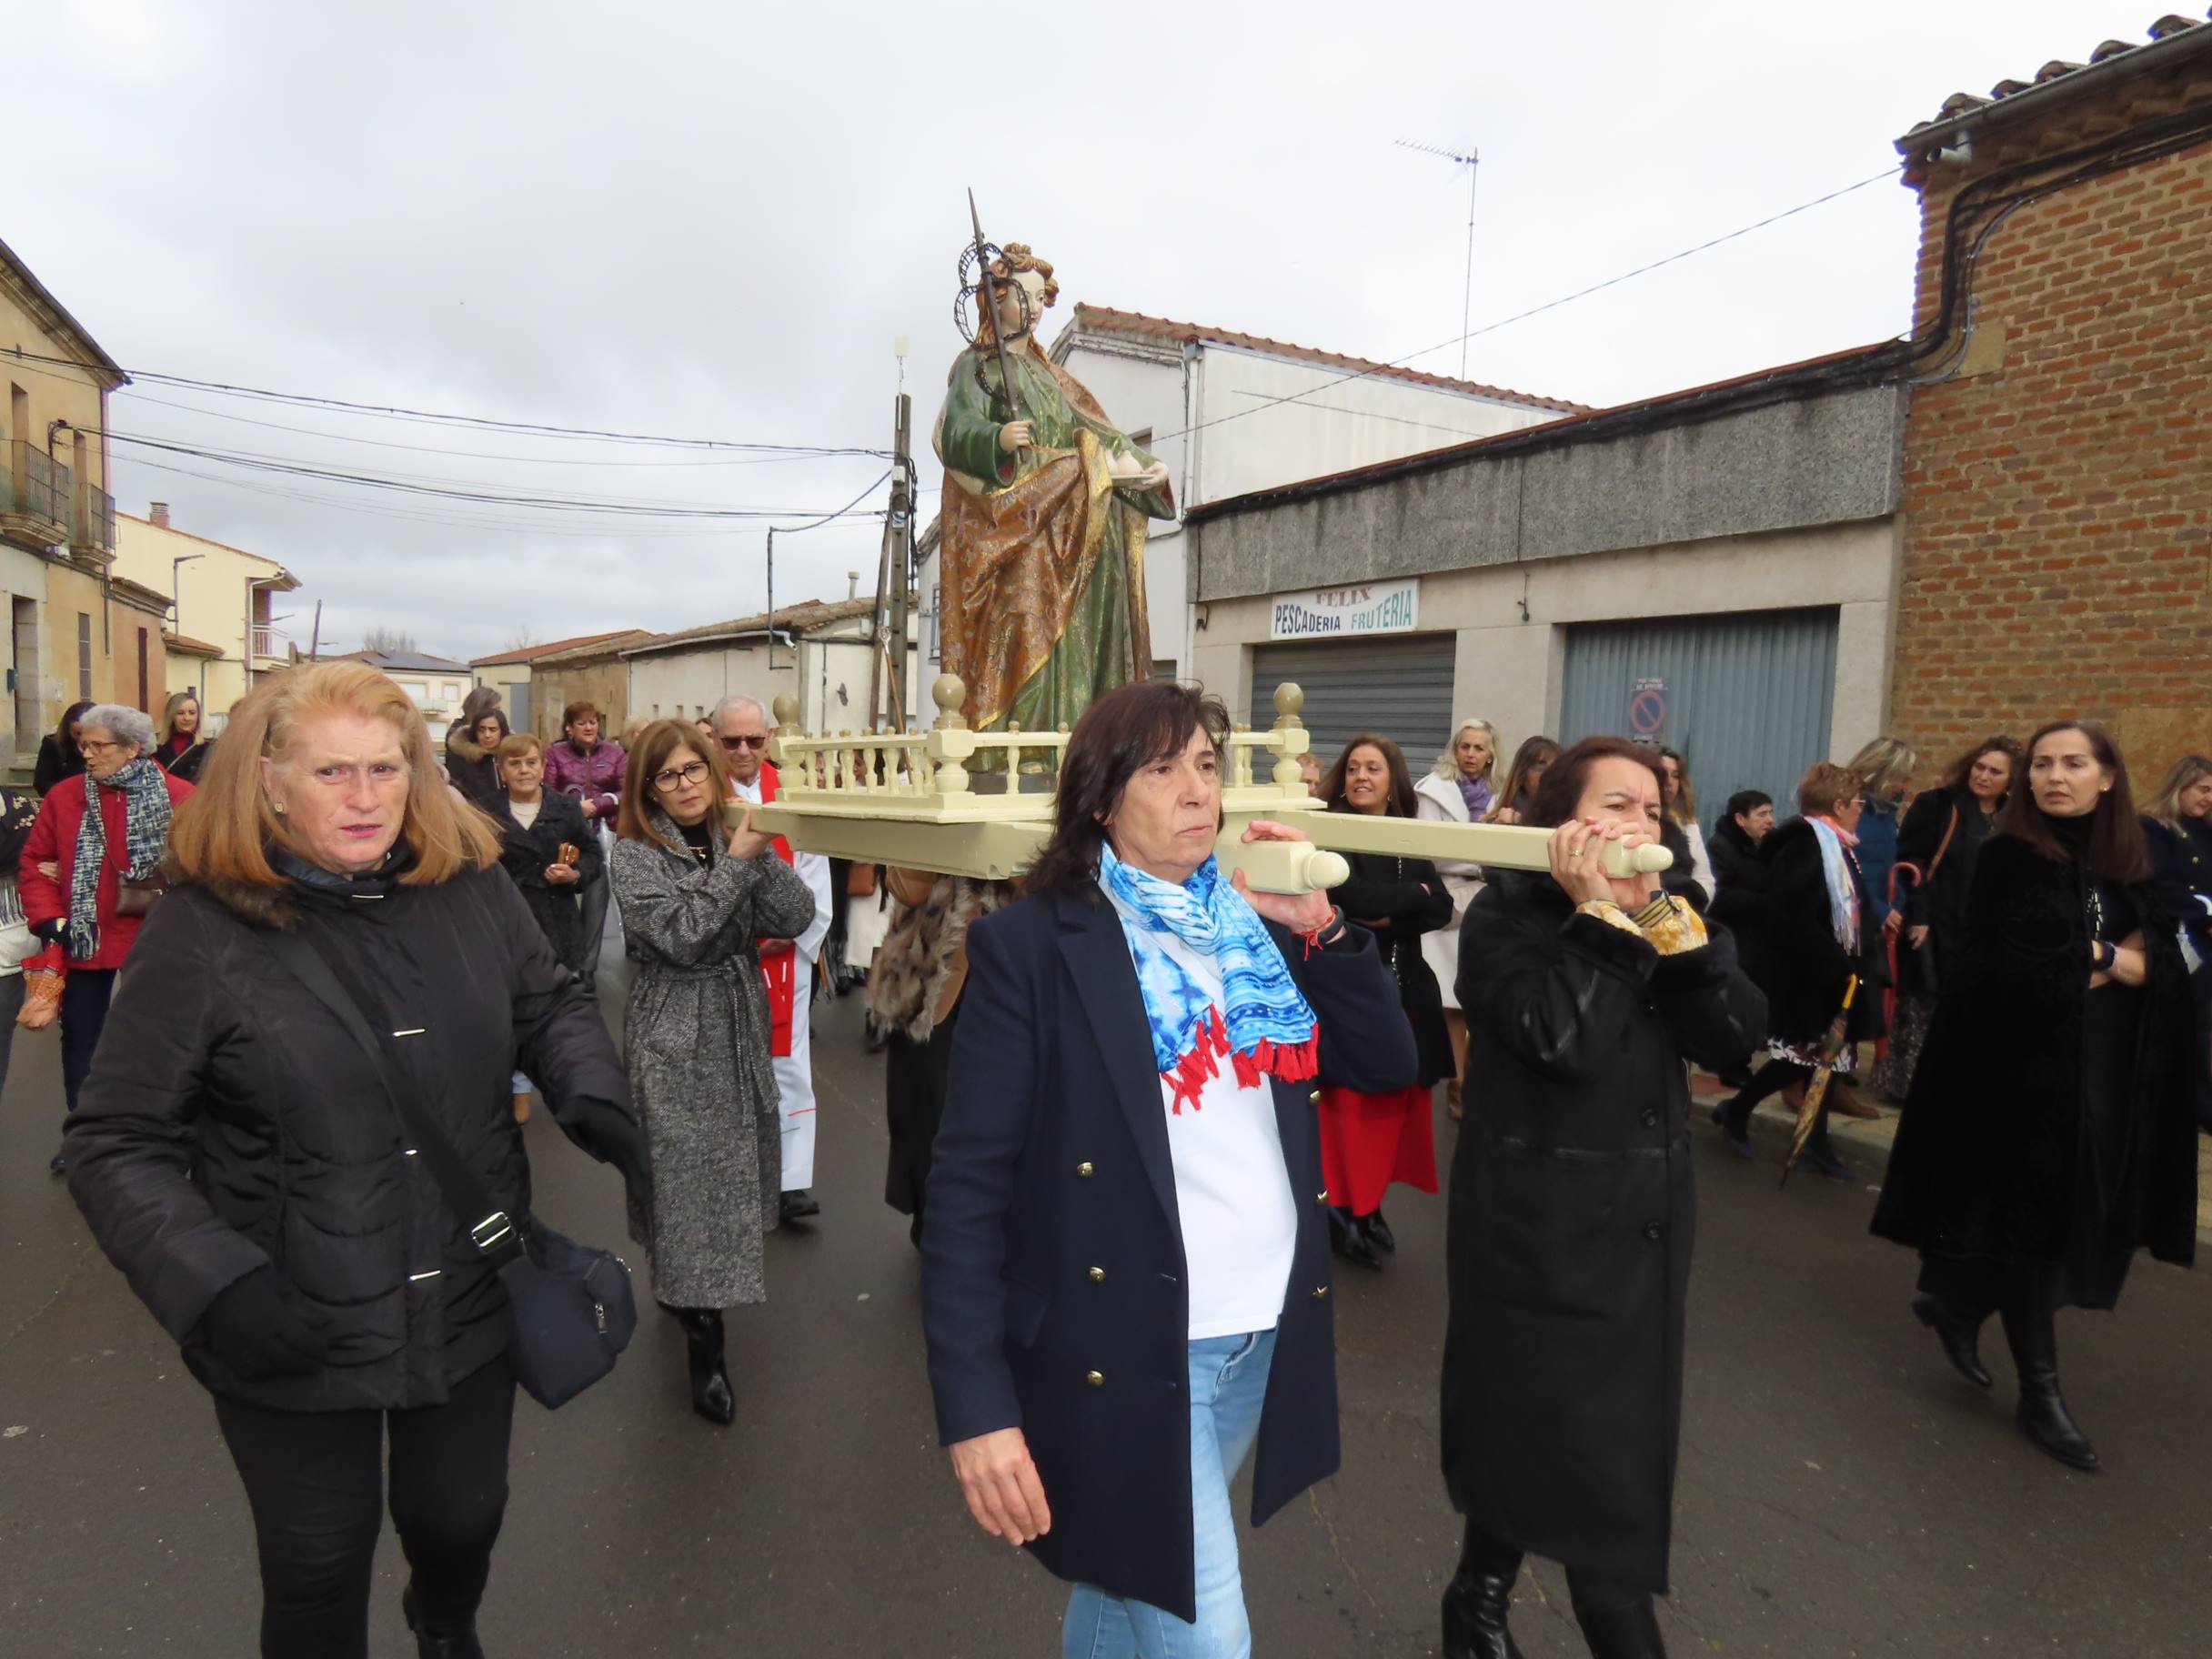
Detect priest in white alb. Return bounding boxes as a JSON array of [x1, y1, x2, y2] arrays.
[[712, 694, 833, 1221]]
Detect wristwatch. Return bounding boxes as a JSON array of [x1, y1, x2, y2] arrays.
[[2091, 940, 2117, 972]]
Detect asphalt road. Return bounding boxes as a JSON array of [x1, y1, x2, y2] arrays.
[[4, 970, 2209, 1657]]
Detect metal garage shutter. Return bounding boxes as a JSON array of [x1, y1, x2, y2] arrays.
[[1252, 633, 1459, 776], [1559, 608, 1838, 818]]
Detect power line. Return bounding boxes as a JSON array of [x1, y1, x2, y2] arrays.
[[118, 387, 882, 468], [97, 430, 890, 521], [1136, 163, 1905, 449], [0, 344, 889, 457], [98, 425, 885, 514]]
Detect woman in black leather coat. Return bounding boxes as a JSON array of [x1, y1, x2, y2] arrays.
[[1442, 738, 1765, 1659]]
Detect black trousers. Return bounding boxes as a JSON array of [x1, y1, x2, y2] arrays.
[[213, 1355, 516, 1658], [60, 966, 116, 1117]]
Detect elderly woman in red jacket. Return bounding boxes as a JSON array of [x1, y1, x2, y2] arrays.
[[20, 702, 193, 1175]]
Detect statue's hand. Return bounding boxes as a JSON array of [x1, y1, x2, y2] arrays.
[[998, 420, 1034, 453]]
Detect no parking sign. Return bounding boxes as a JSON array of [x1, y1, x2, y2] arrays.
[[1628, 677, 1667, 743]]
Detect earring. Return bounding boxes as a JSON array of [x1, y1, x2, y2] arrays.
[[271, 800, 287, 815]]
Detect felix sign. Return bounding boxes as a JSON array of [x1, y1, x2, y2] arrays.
[[1269, 578, 1421, 641]]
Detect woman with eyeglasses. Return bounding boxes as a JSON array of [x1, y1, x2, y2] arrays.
[[20, 704, 194, 1177], [609, 719, 815, 1425]]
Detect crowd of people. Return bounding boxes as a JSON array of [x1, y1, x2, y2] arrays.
[[13, 659, 2209, 1659]]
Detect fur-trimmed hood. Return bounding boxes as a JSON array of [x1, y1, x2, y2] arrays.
[[447, 730, 490, 766]]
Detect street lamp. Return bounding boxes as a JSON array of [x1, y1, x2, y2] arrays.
[[170, 554, 206, 703], [171, 554, 204, 631]]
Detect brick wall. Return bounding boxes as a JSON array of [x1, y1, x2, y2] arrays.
[[1891, 55, 2212, 785]]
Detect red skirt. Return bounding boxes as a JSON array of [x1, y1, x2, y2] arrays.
[[1317, 1083, 1439, 1216]]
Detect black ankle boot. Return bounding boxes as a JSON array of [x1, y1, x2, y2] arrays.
[[679, 1308, 735, 1426], [1363, 1210, 1397, 1255], [1912, 1291, 1993, 1388], [1572, 1594, 1667, 1659], [1329, 1206, 1382, 1271], [1999, 1278, 2099, 1473], [1441, 1533, 1526, 1659], [402, 1584, 486, 1659]]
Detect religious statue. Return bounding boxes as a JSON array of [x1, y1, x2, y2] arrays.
[[934, 210, 1175, 736]]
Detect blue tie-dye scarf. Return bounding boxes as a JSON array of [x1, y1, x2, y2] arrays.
[[1097, 844, 1319, 1112]]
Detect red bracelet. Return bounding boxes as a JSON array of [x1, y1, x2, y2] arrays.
[[1300, 909, 1343, 960]]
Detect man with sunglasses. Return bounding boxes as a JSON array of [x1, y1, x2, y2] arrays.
[[714, 696, 833, 1222]]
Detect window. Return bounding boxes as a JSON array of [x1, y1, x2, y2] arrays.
[[444, 680, 461, 701], [136, 628, 150, 711], [76, 612, 92, 701]]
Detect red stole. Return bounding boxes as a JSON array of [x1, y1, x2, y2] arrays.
[[751, 762, 799, 1058]]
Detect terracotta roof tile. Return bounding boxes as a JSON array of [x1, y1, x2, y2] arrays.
[[1903, 15, 2211, 143], [620, 597, 879, 657], [469, 628, 645, 668], [163, 631, 224, 657], [1061, 304, 1591, 414]]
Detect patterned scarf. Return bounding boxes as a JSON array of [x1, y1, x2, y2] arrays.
[[1457, 774, 1493, 820], [1097, 843, 1318, 1113], [1806, 816, 1862, 955], [68, 758, 172, 960]]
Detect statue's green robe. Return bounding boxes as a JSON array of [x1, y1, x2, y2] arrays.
[[935, 335, 1174, 735]]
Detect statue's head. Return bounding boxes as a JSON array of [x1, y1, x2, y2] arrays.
[[984, 243, 1058, 343]]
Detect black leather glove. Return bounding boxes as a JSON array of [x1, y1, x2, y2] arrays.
[[30, 918, 65, 946], [194, 1266, 328, 1381], [559, 1095, 652, 1211]]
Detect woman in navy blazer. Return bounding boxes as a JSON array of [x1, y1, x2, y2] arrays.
[[920, 680, 1415, 1655]]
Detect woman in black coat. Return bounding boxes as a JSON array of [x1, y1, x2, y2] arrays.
[[2140, 755, 2212, 1131], [1444, 737, 1765, 1659], [1716, 762, 1888, 1179], [1872, 736, 2019, 1099], [1321, 731, 1453, 1269], [32, 699, 93, 796], [444, 709, 508, 808], [63, 663, 649, 1659], [921, 682, 1414, 1654], [1873, 722, 2197, 1474]]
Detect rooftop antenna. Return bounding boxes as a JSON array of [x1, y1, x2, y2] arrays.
[[1394, 138, 1482, 381]]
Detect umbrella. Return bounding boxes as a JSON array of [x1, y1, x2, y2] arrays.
[[1782, 975, 1858, 1187]]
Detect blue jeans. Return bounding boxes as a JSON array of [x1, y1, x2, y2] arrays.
[[1061, 1328, 1279, 1659]]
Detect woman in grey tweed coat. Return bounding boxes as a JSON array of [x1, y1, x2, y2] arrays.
[[611, 719, 814, 1424]]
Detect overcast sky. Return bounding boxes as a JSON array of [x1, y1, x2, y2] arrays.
[[7, 0, 2168, 662]]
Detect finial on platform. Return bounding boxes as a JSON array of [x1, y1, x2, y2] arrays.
[[771, 694, 800, 730], [1272, 682, 1305, 725], [932, 674, 969, 731]]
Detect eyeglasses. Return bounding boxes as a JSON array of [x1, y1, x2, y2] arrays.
[[719, 733, 769, 751], [78, 739, 126, 755], [650, 760, 711, 792]]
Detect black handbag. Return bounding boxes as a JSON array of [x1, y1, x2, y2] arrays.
[[261, 930, 638, 1409]]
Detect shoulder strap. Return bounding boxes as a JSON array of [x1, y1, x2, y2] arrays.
[[1925, 800, 1962, 881], [259, 929, 521, 1264]]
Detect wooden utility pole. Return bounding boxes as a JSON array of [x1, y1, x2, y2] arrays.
[[868, 391, 914, 730]]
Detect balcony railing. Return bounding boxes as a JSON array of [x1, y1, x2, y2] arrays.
[[251, 627, 294, 660], [1, 441, 72, 548], [71, 480, 115, 555]]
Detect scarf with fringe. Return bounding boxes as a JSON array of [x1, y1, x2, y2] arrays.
[[1097, 844, 1318, 1113]]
